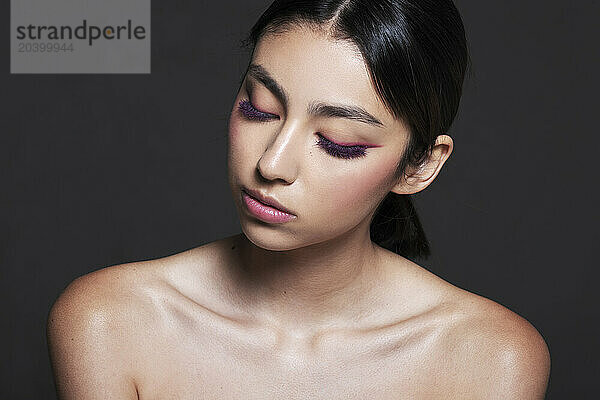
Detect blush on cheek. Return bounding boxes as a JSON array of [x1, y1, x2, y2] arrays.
[[330, 160, 397, 211], [227, 113, 257, 176], [228, 112, 242, 142]]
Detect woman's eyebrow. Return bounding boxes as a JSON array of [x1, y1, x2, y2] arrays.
[[247, 63, 290, 109], [246, 63, 385, 128], [307, 102, 384, 127]]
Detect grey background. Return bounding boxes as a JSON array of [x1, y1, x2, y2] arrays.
[[1, 0, 598, 398]]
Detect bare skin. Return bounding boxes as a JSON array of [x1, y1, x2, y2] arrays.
[[47, 25, 550, 399], [48, 235, 550, 399]]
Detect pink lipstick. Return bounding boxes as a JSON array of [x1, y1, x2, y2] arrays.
[[241, 189, 297, 223]]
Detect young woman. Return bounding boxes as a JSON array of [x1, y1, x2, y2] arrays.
[[48, 1, 551, 398]]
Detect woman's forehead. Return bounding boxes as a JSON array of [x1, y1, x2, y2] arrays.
[[250, 27, 391, 121], [256, 30, 367, 83]]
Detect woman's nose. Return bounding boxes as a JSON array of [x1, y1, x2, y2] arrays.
[[256, 120, 302, 184]]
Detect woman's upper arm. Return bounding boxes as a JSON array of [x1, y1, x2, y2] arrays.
[[47, 273, 139, 400]]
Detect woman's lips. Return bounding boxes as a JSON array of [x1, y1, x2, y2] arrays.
[[241, 189, 297, 223], [243, 187, 296, 214]]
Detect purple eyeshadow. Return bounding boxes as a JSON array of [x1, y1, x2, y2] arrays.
[[238, 99, 274, 122], [315, 134, 368, 159], [238, 98, 369, 160]]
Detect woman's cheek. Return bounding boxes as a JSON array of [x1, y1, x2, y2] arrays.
[[227, 110, 243, 147], [228, 113, 255, 164], [326, 159, 397, 213]]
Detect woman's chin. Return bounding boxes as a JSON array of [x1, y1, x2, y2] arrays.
[[239, 222, 303, 251]]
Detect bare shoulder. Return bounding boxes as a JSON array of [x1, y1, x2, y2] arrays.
[[46, 244, 205, 399], [381, 251, 550, 398], [47, 236, 234, 395], [437, 286, 551, 398], [48, 255, 165, 332], [47, 259, 160, 399], [46, 240, 214, 347]]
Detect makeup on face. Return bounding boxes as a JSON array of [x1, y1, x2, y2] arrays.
[[241, 189, 297, 223], [237, 97, 382, 160], [229, 31, 410, 244]]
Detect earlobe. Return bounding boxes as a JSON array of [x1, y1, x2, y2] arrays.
[[390, 134, 454, 195]]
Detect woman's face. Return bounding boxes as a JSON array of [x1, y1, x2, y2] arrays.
[[227, 26, 411, 251]]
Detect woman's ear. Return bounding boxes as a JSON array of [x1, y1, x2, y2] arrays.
[[390, 134, 453, 195]]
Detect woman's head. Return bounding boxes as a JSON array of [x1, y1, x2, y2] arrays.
[[227, 0, 470, 257]]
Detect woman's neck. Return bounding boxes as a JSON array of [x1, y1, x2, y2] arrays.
[[227, 225, 388, 333]]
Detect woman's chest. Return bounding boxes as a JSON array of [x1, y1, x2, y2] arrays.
[[136, 352, 446, 400], [134, 319, 455, 400]]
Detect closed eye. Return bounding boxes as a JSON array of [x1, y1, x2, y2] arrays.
[[238, 99, 278, 122], [314, 133, 368, 160], [238, 99, 369, 160]]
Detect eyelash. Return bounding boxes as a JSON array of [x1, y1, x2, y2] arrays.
[[238, 99, 275, 122], [237, 98, 368, 160]]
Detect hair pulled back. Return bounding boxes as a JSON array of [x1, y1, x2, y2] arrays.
[[241, 0, 471, 260]]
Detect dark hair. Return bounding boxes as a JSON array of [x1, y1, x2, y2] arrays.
[[241, 0, 471, 260]]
